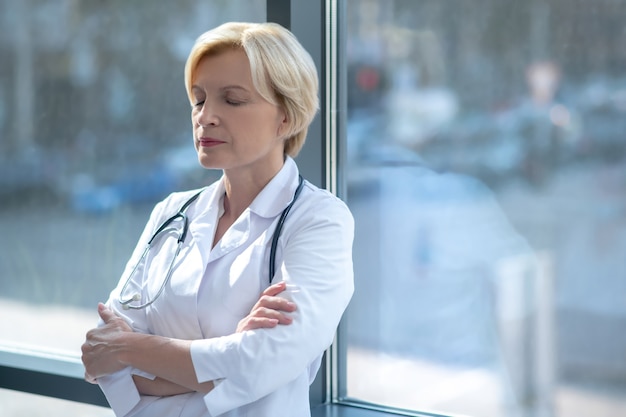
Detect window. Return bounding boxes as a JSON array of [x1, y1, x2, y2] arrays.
[[0, 0, 265, 349], [0, 0, 265, 412], [342, 1, 626, 416], [4, 1, 624, 416]]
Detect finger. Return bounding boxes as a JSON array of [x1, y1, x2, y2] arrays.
[[275, 314, 293, 325], [84, 372, 97, 384], [257, 296, 297, 312], [262, 281, 287, 297], [97, 302, 118, 323], [250, 317, 280, 328], [243, 317, 280, 331], [237, 317, 279, 333], [252, 307, 293, 325]]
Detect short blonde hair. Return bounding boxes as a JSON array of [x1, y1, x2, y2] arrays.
[[184, 22, 319, 157]]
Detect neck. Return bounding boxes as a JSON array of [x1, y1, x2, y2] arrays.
[[221, 161, 285, 220], [222, 185, 255, 221]]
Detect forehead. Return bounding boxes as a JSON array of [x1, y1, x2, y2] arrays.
[[192, 48, 253, 88]]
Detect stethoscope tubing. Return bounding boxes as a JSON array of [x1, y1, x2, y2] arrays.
[[118, 176, 304, 310], [118, 191, 203, 310], [269, 175, 304, 280]]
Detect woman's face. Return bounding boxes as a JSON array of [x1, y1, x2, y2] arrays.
[[190, 48, 287, 179]]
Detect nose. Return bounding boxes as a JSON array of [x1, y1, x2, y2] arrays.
[[195, 102, 219, 127]]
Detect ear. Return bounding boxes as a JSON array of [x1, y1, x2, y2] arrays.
[[276, 109, 290, 139]]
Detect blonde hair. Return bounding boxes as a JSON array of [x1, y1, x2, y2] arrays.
[[184, 22, 319, 157]]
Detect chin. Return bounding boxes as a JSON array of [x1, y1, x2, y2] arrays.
[[197, 154, 222, 170]]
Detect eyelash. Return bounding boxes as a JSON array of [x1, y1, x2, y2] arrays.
[[193, 98, 242, 108], [225, 98, 243, 106]]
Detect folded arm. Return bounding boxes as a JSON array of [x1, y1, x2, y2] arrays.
[[190, 200, 355, 415], [82, 193, 354, 416], [82, 281, 295, 396]]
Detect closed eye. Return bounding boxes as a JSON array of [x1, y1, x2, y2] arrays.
[[225, 98, 243, 106]]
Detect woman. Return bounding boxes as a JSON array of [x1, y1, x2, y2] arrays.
[[81, 22, 354, 417]]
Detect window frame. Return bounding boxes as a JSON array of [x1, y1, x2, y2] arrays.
[[0, 342, 108, 406]]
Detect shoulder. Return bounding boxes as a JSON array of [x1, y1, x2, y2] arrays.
[[294, 180, 354, 231], [302, 181, 351, 212]]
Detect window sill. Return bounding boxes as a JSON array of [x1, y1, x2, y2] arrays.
[[0, 342, 108, 407], [312, 402, 452, 417], [312, 404, 401, 417], [0, 343, 452, 416]]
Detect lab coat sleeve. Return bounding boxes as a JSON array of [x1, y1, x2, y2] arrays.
[[97, 368, 142, 417], [190, 195, 355, 416], [95, 198, 170, 416]]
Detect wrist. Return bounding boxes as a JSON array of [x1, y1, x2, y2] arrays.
[[117, 331, 141, 367]]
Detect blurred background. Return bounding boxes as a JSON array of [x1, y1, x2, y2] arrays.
[[343, 1, 626, 416], [0, 0, 625, 416]]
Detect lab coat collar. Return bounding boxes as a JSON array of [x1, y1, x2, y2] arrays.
[[207, 157, 300, 261], [187, 156, 301, 265], [186, 178, 226, 267], [248, 156, 301, 218]]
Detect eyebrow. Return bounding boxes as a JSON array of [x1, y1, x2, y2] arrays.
[[191, 84, 251, 94]]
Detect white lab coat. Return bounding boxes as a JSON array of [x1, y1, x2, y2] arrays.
[[96, 157, 354, 417]]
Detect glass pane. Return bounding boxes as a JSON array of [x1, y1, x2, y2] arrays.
[[343, 1, 626, 416], [0, 0, 264, 355]]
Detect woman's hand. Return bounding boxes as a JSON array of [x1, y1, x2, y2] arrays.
[[237, 281, 297, 333], [81, 303, 134, 383]]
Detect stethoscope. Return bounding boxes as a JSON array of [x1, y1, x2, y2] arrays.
[[118, 175, 305, 310]]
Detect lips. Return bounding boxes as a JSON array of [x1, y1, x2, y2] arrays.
[[198, 137, 225, 147]]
